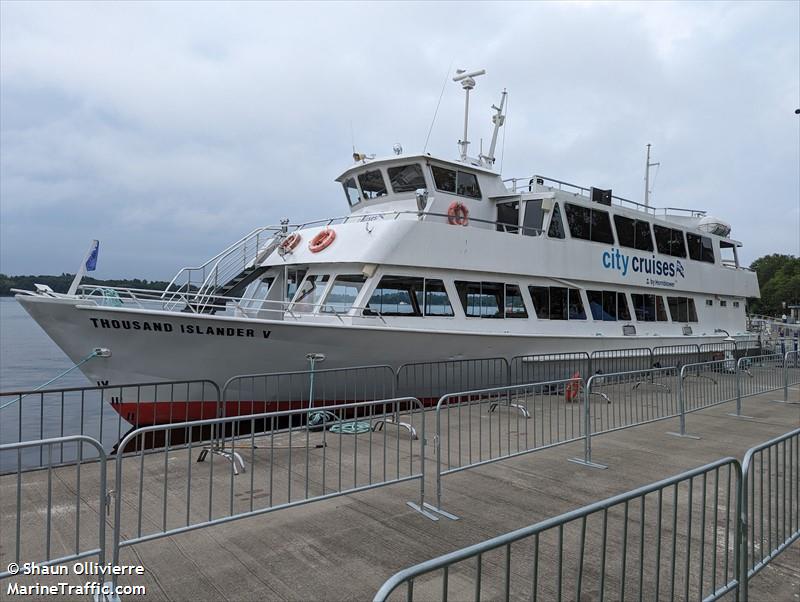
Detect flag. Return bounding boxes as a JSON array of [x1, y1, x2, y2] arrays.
[[85, 240, 99, 272]]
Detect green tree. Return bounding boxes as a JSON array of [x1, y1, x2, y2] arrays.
[[748, 254, 800, 316]]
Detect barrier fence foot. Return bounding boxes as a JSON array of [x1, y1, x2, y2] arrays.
[[422, 501, 460, 521], [373, 418, 418, 440], [94, 582, 121, 602], [666, 431, 701, 440], [567, 457, 608, 470], [197, 446, 246, 475], [726, 413, 755, 419], [406, 501, 440, 521]]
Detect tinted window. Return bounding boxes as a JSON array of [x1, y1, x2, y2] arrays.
[[550, 286, 568, 320], [366, 276, 422, 316], [668, 296, 699, 322], [565, 204, 614, 243], [357, 170, 387, 199], [455, 281, 503, 318], [323, 275, 366, 313], [587, 290, 629, 321], [614, 215, 653, 251], [343, 177, 360, 206], [656, 295, 668, 321], [431, 166, 456, 193], [548, 203, 565, 239], [522, 200, 544, 236], [423, 279, 454, 316], [617, 292, 631, 320], [631, 293, 657, 322], [496, 202, 519, 233], [456, 171, 481, 198], [505, 284, 528, 318], [569, 288, 586, 319], [687, 233, 715, 263], [654, 225, 686, 257], [387, 164, 426, 193], [530, 286, 549, 319]]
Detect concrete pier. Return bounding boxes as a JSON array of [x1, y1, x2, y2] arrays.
[[1, 388, 798, 600]]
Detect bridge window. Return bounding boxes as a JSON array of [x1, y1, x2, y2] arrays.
[[522, 200, 544, 236], [528, 286, 585, 320], [455, 281, 503, 318], [431, 166, 482, 199], [654, 225, 687, 258], [667, 296, 698, 322], [388, 164, 426, 193], [565, 204, 615, 244], [292, 274, 329, 312], [357, 169, 388, 199], [343, 177, 361, 207], [496, 201, 519, 233], [614, 215, 654, 251], [686, 233, 715, 263]]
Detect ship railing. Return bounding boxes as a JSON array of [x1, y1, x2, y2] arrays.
[[502, 174, 707, 218]]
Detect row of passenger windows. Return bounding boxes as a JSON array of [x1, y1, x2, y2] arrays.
[[560, 202, 715, 263], [283, 272, 719, 324]]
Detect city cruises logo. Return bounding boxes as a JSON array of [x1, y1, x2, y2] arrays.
[[601, 248, 685, 279]]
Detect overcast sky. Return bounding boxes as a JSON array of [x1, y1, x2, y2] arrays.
[[1, 1, 798, 280]]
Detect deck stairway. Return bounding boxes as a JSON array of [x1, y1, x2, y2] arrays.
[[163, 225, 287, 314]]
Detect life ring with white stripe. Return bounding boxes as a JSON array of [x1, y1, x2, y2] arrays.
[[280, 233, 301, 252], [309, 229, 336, 253], [447, 201, 469, 226]]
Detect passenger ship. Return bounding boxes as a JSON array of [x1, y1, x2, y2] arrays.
[[15, 70, 760, 425]]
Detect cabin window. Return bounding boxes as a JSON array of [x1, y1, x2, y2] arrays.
[[322, 275, 366, 314], [286, 268, 307, 301], [455, 281, 503, 318], [522, 200, 545, 236], [720, 300, 727, 307], [496, 201, 519, 233], [528, 286, 585, 320], [547, 203, 566, 239], [667, 296, 698, 323], [733, 301, 740, 308], [653, 225, 687, 258], [706, 299, 713, 306], [631, 293, 669, 322], [505, 284, 528, 318], [343, 178, 361, 206], [423, 279, 454, 316], [564, 204, 615, 244], [292, 274, 330, 312], [357, 169, 388, 199], [613, 215, 654, 251], [686, 233, 715, 263], [431, 166, 482, 199], [587, 290, 631, 321], [388, 164, 426, 193]]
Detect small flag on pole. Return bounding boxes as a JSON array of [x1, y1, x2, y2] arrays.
[[85, 240, 99, 272]]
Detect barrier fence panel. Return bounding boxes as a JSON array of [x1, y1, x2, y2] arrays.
[[737, 353, 785, 400], [111, 397, 429, 579], [222, 365, 396, 418], [680, 360, 738, 412], [396, 358, 509, 404], [786, 351, 800, 403], [432, 378, 584, 512], [0, 380, 220, 473], [375, 458, 742, 602], [735, 338, 764, 359], [590, 348, 653, 377], [741, 428, 800, 596], [0, 436, 107, 581], [585, 367, 679, 436], [699, 341, 736, 363], [509, 352, 590, 386], [652, 344, 700, 371]]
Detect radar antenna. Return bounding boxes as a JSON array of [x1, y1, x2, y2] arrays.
[[453, 68, 486, 161]]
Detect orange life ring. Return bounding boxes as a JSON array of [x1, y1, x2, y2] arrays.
[[309, 228, 336, 253], [447, 201, 469, 226], [565, 372, 581, 402], [280, 232, 301, 252]]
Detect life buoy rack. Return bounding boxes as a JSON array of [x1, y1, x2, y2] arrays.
[[565, 371, 581, 403], [280, 232, 301, 252], [309, 228, 336, 253], [447, 201, 469, 226]]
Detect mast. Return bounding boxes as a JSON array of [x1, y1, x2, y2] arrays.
[[644, 143, 660, 207], [483, 89, 507, 167], [453, 68, 486, 161]]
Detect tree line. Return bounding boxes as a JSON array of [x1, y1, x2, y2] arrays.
[[0, 273, 172, 296]]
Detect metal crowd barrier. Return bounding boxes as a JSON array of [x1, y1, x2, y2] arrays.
[[741, 427, 800, 600], [110, 397, 432, 589], [396, 358, 508, 404], [508, 352, 589, 386], [375, 458, 743, 602], [784, 350, 800, 403], [737, 353, 786, 401], [429, 378, 584, 516], [0, 379, 221, 473], [0, 435, 108, 581]]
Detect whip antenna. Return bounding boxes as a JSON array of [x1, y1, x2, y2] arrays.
[[423, 60, 454, 154]]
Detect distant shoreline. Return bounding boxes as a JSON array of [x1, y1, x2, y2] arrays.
[[0, 274, 171, 297]]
